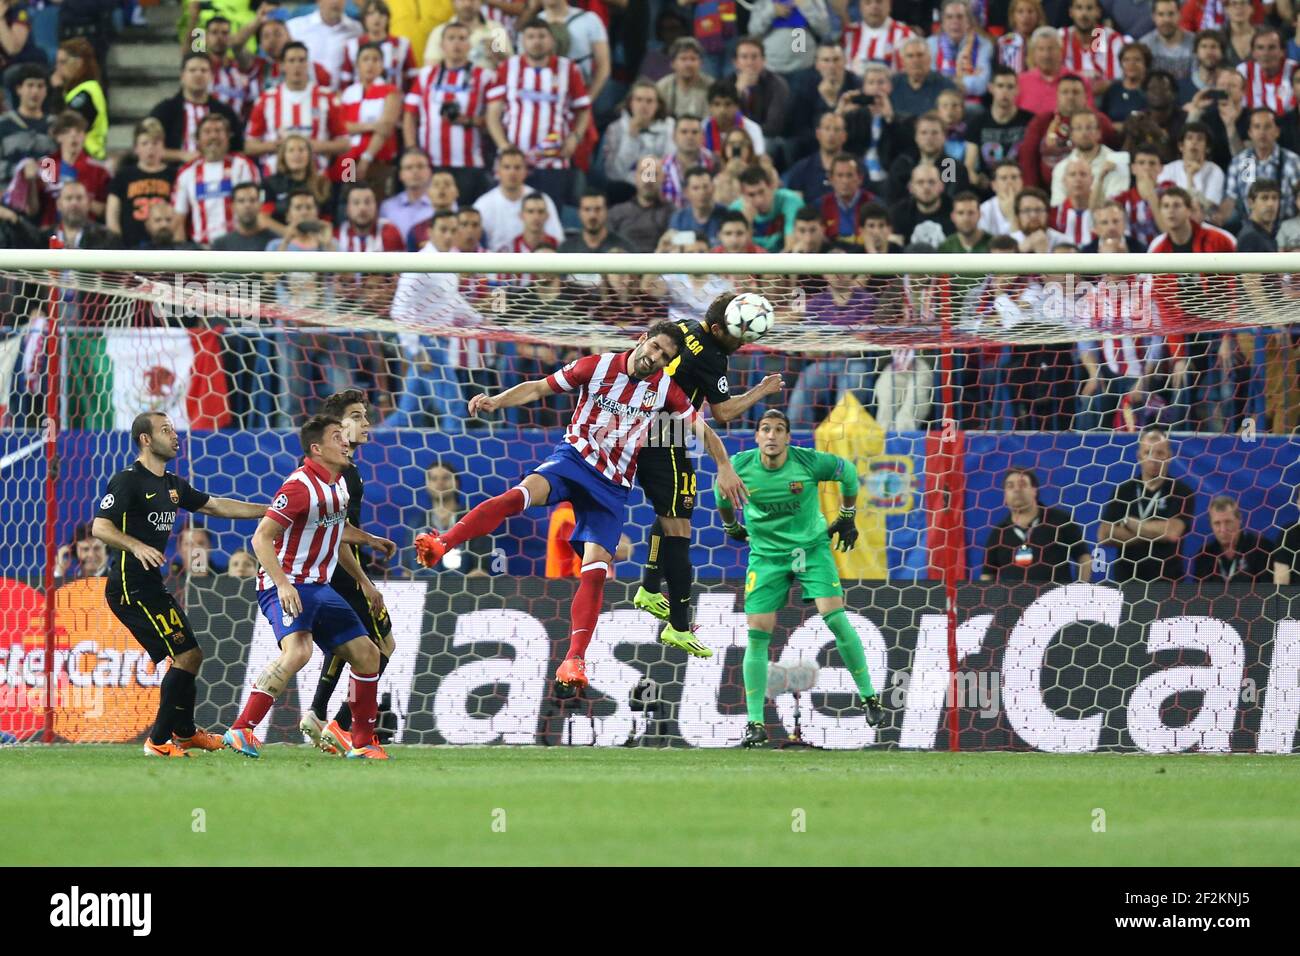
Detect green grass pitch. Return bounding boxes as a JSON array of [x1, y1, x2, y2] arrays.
[[3, 746, 1297, 866]]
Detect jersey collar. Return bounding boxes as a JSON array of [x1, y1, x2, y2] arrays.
[[302, 457, 336, 483]]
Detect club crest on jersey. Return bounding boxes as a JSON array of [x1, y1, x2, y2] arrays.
[[789, 481, 804, 495], [681, 496, 695, 510], [169, 488, 179, 504], [641, 390, 660, 410]]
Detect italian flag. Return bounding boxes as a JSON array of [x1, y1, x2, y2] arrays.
[[96, 328, 232, 431]]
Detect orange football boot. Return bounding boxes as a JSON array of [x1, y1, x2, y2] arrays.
[[173, 729, 225, 752], [143, 739, 191, 758], [556, 658, 589, 689], [414, 533, 448, 568]]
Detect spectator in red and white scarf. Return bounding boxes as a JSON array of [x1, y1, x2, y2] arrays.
[[998, 0, 1044, 73], [927, 0, 993, 104]]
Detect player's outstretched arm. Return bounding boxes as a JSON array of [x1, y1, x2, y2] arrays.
[[252, 516, 302, 617], [709, 373, 785, 425], [468, 378, 553, 417], [198, 497, 269, 519], [90, 517, 166, 570], [692, 418, 747, 508], [342, 523, 398, 560], [338, 535, 385, 614]]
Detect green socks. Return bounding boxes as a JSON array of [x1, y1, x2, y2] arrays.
[[744, 614, 875, 723], [743, 629, 772, 723], [824, 608, 876, 698]]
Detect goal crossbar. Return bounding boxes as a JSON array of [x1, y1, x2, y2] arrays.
[[5, 250, 1300, 276]]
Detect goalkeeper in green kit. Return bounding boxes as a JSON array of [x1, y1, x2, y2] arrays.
[[715, 409, 885, 748]]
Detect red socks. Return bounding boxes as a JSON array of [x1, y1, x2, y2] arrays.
[[349, 671, 379, 748], [442, 486, 529, 548], [566, 561, 608, 660], [233, 690, 273, 731]]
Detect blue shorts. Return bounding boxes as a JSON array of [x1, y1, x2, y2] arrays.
[[534, 443, 630, 558], [257, 582, 369, 652]]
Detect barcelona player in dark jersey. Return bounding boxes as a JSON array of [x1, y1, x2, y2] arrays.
[[633, 292, 784, 655], [92, 412, 266, 758], [301, 390, 398, 755]]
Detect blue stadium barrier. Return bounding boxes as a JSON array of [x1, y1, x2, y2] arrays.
[[2, 429, 1295, 585]]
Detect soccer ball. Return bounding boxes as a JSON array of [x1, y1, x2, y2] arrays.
[[724, 293, 775, 343]]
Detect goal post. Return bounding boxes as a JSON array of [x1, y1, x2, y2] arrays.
[[2, 249, 1298, 753]]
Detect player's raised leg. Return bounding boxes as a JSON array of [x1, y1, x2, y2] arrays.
[[634, 519, 671, 621], [416, 473, 551, 568]]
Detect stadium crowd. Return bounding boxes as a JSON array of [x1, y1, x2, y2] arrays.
[[1, 0, 1300, 435]]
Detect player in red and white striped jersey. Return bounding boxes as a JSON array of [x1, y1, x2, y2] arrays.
[[485, 19, 592, 172], [245, 42, 347, 177], [339, 1, 418, 91], [255, 459, 351, 595], [335, 183, 406, 251], [171, 113, 261, 247], [1059, 0, 1129, 92], [414, 323, 746, 690], [1236, 28, 1297, 113], [228, 415, 389, 760], [334, 43, 402, 183], [404, 22, 494, 169], [842, 0, 913, 73]]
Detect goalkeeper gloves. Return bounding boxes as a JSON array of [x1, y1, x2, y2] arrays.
[[723, 519, 748, 542], [827, 508, 858, 552]]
